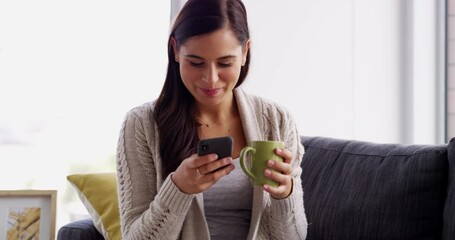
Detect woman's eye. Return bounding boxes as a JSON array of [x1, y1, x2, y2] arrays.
[[189, 62, 204, 67], [218, 62, 232, 68]]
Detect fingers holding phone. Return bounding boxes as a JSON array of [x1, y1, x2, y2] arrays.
[[171, 136, 235, 194], [194, 154, 234, 176], [197, 136, 234, 176]]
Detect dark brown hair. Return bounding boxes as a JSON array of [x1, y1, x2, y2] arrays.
[[153, 0, 251, 178]]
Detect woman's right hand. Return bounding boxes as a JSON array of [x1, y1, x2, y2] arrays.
[[171, 153, 235, 194]]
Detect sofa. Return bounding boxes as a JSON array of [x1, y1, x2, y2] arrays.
[[58, 136, 455, 240]]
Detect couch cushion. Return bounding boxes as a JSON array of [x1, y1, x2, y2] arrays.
[[300, 136, 448, 240], [443, 137, 455, 239], [57, 218, 104, 240]]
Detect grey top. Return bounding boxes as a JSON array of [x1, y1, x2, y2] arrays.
[[204, 158, 253, 240]]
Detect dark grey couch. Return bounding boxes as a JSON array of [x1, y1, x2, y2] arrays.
[[58, 136, 455, 240]]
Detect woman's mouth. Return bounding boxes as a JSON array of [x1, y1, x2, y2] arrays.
[[200, 88, 221, 97]]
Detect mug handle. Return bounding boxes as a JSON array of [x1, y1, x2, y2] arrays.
[[239, 147, 256, 180]]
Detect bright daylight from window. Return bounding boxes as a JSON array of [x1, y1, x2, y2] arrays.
[[0, 1, 170, 230]]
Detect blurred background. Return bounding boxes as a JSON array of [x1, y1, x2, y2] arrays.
[[0, 0, 454, 232]]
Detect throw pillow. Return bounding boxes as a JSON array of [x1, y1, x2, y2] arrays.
[[67, 173, 120, 240]]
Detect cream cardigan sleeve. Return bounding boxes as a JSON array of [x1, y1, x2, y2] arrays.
[[237, 90, 307, 240], [116, 106, 196, 240], [263, 108, 307, 239]]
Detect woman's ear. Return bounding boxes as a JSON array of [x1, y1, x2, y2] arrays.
[[170, 37, 179, 62], [242, 40, 251, 66]]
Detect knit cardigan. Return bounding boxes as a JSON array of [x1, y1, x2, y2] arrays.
[[116, 88, 308, 240]]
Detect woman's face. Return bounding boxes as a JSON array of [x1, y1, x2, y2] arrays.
[[173, 27, 249, 108]]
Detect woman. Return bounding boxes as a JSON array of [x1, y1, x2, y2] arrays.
[[116, 0, 307, 239]]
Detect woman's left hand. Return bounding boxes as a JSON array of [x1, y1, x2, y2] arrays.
[[263, 148, 294, 199]]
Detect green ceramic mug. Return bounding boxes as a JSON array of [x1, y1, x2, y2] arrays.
[[239, 140, 284, 187]]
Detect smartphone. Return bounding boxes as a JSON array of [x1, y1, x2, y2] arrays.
[[197, 136, 233, 159]]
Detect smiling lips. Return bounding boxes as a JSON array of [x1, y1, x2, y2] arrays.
[[200, 88, 221, 97]]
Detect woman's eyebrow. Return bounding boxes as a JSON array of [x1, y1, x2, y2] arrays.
[[218, 55, 237, 60], [185, 54, 204, 59], [185, 54, 237, 60]]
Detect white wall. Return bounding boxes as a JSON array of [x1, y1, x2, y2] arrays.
[[242, 0, 443, 144], [243, 0, 356, 140], [353, 0, 403, 143]]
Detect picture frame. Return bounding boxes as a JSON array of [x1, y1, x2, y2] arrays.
[[0, 190, 57, 240]]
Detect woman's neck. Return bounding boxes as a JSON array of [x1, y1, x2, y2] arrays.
[[196, 94, 237, 124]]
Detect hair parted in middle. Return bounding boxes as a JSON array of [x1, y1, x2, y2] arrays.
[[154, 0, 251, 178]]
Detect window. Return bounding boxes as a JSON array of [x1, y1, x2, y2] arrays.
[[0, 1, 170, 230], [448, 0, 455, 140]]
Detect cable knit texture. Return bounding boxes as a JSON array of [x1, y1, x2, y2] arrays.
[[116, 87, 307, 240]]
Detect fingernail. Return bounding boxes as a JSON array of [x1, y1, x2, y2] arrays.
[[276, 148, 282, 153], [264, 169, 271, 176], [268, 160, 275, 166]]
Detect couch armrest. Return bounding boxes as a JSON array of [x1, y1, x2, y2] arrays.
[[57, 218, 104, 240]]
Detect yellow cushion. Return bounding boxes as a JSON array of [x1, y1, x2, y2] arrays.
[[67, 173, 120, 240]]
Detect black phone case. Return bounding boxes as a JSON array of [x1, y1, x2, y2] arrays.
[[197, 136, 233, 159]]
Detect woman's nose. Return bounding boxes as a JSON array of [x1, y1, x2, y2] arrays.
[[203, 64, 218, 83]]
